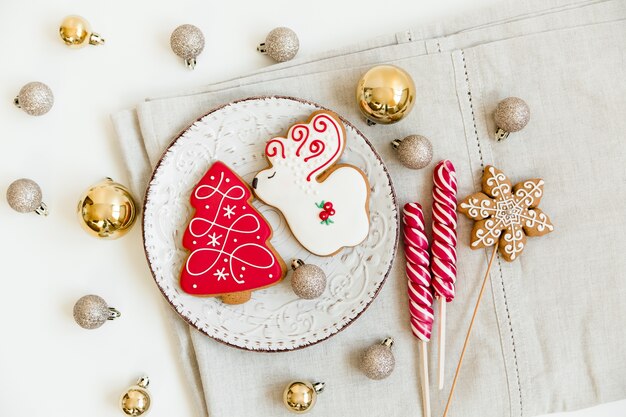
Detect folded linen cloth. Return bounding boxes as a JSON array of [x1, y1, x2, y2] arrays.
[[111, 1, 626, 416]]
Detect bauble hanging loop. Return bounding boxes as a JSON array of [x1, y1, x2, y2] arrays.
[[494, 97, 530, 141], [290, 259, 326, 299], [73, 295, 120, 329], [257, 27, 299, 62], [283, 380, 325, 413], [170, 24, 205, 69], [6, 178, 48, 216], [356, 65, 416, 125], [392, 135, 433, 169], [59, 15, 105, 48], [360, 337, 396, 380], [120, 376, 151, 416], [14, 82, 54, 116], [77, 178, 137, 239]]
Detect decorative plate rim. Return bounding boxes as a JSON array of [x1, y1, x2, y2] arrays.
[[142, 95, 399, 352]]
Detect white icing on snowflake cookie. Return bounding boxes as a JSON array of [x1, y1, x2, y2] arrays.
[[252, 111, 370, 256]]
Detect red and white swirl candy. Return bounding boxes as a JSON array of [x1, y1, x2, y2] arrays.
[[403, 203, 435, 342], [431, 160, 458, 302]]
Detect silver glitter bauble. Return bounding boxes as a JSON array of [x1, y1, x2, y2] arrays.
[[360, 338, 395, 380], [494, 97, 530, 141], [391, 135, 433, 169], [14, 82, 54, 116], [290, 259, 326, 299], [6, 178, 48, 216], [170, 24, 205, 69], [73, 295, 120, 329], [257, 27, 299, 62]]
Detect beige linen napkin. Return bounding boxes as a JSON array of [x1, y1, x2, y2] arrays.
[[112, 1, 626, 416]]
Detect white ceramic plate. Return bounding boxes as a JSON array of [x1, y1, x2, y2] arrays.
[[143, 96, 398, 351]]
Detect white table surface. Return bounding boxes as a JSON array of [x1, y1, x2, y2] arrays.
[[0, 0, 624, 416]]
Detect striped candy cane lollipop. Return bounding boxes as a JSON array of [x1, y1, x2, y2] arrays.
[[430, 160, 458, 390], [403, 203, 433, 417]]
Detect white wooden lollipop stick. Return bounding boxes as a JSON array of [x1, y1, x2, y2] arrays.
[[438, 298, 446, 390], [419, 340, 431, 417]]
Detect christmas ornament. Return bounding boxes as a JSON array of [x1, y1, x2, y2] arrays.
[[257, 27, 299, 62], [170, 24, 205, 69], [429, 160, 458, 390], [73, 295, 120, 329], [494, 97, 530, 141], [180, 161, 286, 304], [290, 259, 326, 299], [14, 82, 54, 116], [77, 178, 137, 239], [356, 64, 415, 125], [403, 203, 433, 417], [283, 380, 325, 414], [360, 337, 395, 380], [442, 166, 553, 417], [391, 135, 432, 169], [59, 15, 104, 48], [120, 376, 151, 416], [6, 178, 48, 216]]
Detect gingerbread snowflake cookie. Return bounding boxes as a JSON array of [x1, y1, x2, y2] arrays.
[[458, 165, 554, 262]]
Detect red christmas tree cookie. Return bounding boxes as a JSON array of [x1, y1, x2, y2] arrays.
[[180, 161, 286, 304]]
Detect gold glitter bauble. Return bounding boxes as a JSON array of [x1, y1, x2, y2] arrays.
[[494, 97, 530, 141], [392, 135, 433, 169], [360, 338, 395, 380], [290, 259, 326, 299]]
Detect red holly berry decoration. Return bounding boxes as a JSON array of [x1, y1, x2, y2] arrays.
[[316, 200, 336, 225]]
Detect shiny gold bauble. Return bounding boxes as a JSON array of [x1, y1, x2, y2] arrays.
[[356, 64, 416, 125], [77, 178, 137, 239], [59, 15, 105, 48], [282, 380, 325, 414], [120, 376, 151, 416]]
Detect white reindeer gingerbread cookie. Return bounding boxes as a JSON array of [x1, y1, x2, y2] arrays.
[[252, 110, 370, 256]]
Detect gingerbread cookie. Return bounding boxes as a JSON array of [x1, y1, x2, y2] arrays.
[[180, 161, 286, 304], [458, 165, 554, 262], [252, 111, 370, 256]]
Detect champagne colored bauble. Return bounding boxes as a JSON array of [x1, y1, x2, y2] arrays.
[[170, 24, 205, 69], [391, 135, 433, 169], [356, 65, 416, 125], [73, 295, 120, 329], [257, 27, 299, 62], [283, 381, 325, 414], [360, 337, 395, 380], [59, 15, 104, 48], [120, 376, 151, 416], [77, 178, 137, 239], [14, 82, 54, 116], [290, 259, 326, 299], [6, 178, 48, 215], [494, 97, 530, 141]]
